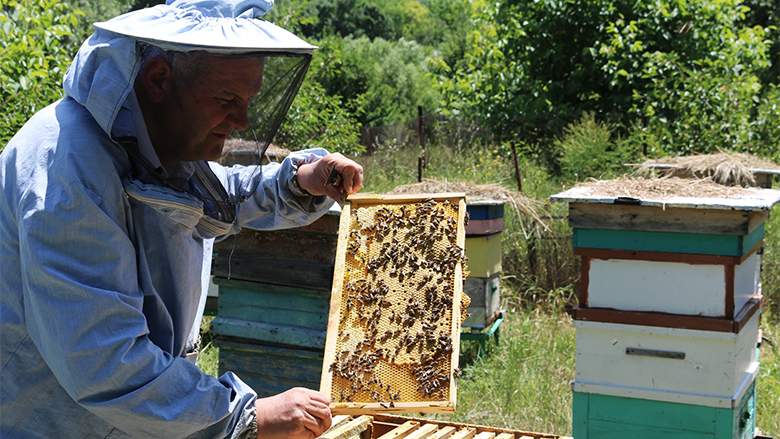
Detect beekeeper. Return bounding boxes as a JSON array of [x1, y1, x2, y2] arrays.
[[0, 1, 362, 437]]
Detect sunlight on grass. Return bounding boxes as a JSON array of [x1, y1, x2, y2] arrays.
[[433, 307, 575, 436]]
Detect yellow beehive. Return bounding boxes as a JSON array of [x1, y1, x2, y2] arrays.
[[320, 193, 467, 413]]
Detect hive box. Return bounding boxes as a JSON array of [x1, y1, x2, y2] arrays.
[[573, 312, 760, 408], [462, 274, 501, 329], [573, 381, 756, 439], [551, 187, 780, 331]]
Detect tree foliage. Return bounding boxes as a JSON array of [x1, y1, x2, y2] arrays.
[[1, 0, 84, 146], [442, 0, 777, 163], [310, 35, 440, 128]]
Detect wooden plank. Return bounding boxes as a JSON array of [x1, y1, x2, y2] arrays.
[[578, 256, 590, 307], [551, 185, 780, 211], [575, 300, 763, 333], [574, 247, 739, 265], [405, 423, 440, 439], [377, 421, 421, 439], [372, 415, 561, 439], [494, 434, 515, 439], [347, 193, 466, 203], [212, 227, 338, 289], [450, 428, 477, 439], [572, 307, 735, 332], [211, 256, 334, 290], [330, 415, 351, 430], [473, 433, 496, 439], [465, 218, 504, 236], [725, 263, 735, 319], [450, 198, 467, 408], [212, 317, 325, 348], [328, 401, 455, 414], [572, 228, 757, 256], [748, 211, 769, 233], [733, 298, 761, 333], [319, 201, 351, 399], [569, 202, 753, 235], [428, 426, 457, 439], [319, 415, 373, 439]]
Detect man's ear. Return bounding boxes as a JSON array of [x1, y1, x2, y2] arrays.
[[136, 57, 174, 103]]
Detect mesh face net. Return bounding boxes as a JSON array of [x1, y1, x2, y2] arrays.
[[138, 49, 312, 223], [244, 52, 311, 168]]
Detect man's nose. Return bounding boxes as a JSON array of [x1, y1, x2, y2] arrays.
[[228, 102, 250, 131]]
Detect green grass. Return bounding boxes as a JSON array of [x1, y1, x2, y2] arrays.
[[758, 311, 780, 435], [196, 144, 780, 436], [439, 307, 575, 435]]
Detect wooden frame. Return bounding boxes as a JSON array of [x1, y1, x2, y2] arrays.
[[570, 298, 761, 333], [568, 202, 768, 235], [320, 193, 467, 414], [575, 247, 762, 320], [318, 414, 568, 439]]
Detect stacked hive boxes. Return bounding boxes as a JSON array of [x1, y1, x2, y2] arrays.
[[463, 200, 505, 329], [552, 185, 780, 439], [210, 209, 340, 396]]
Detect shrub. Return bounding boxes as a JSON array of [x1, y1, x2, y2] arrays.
[[1, 0, 85, 147], [275, 80, 364, 155], [557, 114, 636, 182], [311, 35, 440, 128]]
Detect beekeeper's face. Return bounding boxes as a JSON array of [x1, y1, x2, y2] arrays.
[[137, 53, 264, 164]]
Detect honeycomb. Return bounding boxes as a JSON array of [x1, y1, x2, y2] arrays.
[[327, 198, 468, 407]]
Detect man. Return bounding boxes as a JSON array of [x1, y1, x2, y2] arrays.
[[0, 1, 361, 437]]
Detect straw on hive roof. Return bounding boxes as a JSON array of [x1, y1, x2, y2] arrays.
[[634, 152, 780, 187], [576, 176, 754, 199], [389, 179, 547, 229]]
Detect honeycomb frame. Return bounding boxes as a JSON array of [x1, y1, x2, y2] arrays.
[[320, 192, 467, 414]]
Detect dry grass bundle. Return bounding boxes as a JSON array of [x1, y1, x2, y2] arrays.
[[635, 152, 780, 187], [577, 176, 754, 199], [389, 179, 547, 229]]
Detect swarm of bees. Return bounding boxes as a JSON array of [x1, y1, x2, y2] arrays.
[[329, 199, 466, 405]]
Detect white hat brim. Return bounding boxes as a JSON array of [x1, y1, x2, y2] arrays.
[[94, 4, 316, 54]]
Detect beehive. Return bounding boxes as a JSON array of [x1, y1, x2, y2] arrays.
[[552, 179, 780, 439], [320, 193, 467, 413]]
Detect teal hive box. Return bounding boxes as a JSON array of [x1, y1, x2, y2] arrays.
[[211, 277, 330, 396], [212, 278, 329, 349], [217, 337, 323, 397], [573, 381, 756, 439]]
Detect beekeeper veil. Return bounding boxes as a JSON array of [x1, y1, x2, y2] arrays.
[[73, 0, 315, 238]]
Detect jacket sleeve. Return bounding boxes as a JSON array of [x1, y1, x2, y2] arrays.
[[18, 175, 256, 439], [211, 148, 335, 231]]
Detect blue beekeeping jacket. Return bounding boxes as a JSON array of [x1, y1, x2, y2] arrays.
[[0, 29, 332, 438]]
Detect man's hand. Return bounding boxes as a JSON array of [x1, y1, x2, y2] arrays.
[[255, 387, 332, 439], [297, 153, 364, 203]]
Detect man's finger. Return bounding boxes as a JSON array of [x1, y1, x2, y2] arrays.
[[306, 401, 332, 424], [301, 410, 329, 436], [324, 185, 345, 204], [340, 166, 358, 194], [308, 390, 331, 405]]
